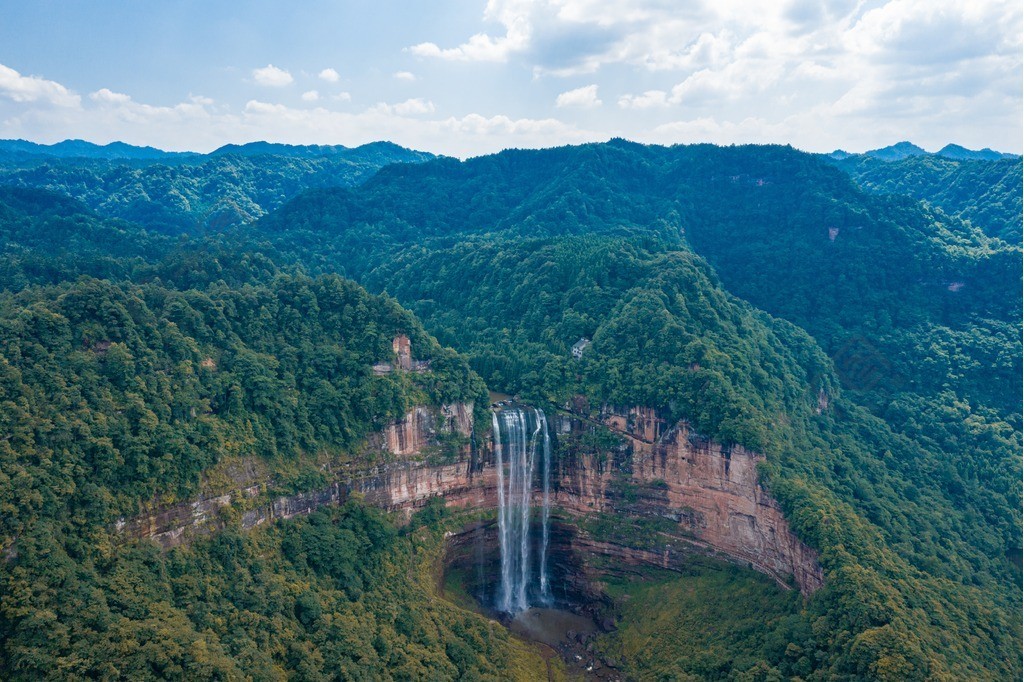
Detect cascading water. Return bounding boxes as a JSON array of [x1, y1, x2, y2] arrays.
[[491, 407, 552, 614]]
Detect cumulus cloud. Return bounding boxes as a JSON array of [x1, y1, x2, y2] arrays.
[[0, 63, 80, 107], [403, 0, 1021, 152], [618, 90, 668, 109], [371, 98, 436, 116], [318, 68, 340, 83], [301, 90, 319, 102], [393, 71, 417, 81], [555, 84, 601, 108], [251, 64, 293, 87], [90, 88, 132, 104], [407, 0, 532, 62], [394, 98, 434, 114]]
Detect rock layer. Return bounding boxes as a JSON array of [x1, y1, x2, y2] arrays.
[[115, 402, 489, 548], [114, 402, 823, 595], [554, 408, 823, 595]]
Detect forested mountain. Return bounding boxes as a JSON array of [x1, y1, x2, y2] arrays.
[[830, 153, 1023, 243], [0, 140, 1019, 680], [831, 141, 1017, 162], [251, 140, 1022, 678], [0, 139, 196, 162], [0, 140, 436, 234], [0, 256, 499, 678]]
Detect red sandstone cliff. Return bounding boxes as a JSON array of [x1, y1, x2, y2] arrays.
[[113, 402, 822, 595], [554, 409, 823, 595]]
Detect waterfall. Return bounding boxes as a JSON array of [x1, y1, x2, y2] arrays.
[[539, 410, 552, 604], [492, 407, 552, 613]]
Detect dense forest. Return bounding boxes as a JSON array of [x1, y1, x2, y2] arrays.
[[831, 153, 1022, 243], [250, 141, 1023, 678], [0, 140, 1019, 680], [0, 141, 435, 235]]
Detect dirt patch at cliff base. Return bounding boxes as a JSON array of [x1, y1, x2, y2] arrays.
[[510, 607, 598, 647]]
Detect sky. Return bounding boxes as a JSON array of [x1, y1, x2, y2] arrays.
[[0, 0, 1020, 158]]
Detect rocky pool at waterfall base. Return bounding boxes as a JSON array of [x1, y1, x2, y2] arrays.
[[440, 512, 813, 680], [440, 556, 626, 681], [510, 608, 625, 680]]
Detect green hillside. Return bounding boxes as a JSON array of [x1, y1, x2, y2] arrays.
[[0, 142, 435, 235], [0, 141, 1019, 680], [249, 141, 1022, 679], [832, 154, 1023, 243]]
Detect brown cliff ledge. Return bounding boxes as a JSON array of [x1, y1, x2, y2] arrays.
[[112, 402, 823, 596], [554, 407, 824, 595]]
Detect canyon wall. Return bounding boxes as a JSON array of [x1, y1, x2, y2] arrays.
[[114, 401, 822, 595], [553, 407, 824, 595], [115, 401, 492, 548]]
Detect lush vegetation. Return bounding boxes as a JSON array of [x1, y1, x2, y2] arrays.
[[597, 562, 810, 681], [832, 154, 1023, 243], [244, 141, 1021, 679], [0, 140, 1019, 679], [0, 142, 434, 234], [1, 501, 549, 680]]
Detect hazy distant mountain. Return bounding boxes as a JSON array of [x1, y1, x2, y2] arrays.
[[935, 143, 1016, 161], [827, 144, 1022, 242], [0, 138, 197, 161], [863, 141, 929, 161], [0, 140, 438, 233], [209, 140, 436, 164], [829, 141, 1019, 163]]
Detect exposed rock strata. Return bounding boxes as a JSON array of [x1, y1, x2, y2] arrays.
[[554, 409, 823, 595], [116, 402, 486, 548], [114, 402, 822, 595]]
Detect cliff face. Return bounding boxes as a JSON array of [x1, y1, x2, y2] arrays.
[[554, 408, 823, 595], [115, 402, 822, 595], [116, 402, 490, 548]]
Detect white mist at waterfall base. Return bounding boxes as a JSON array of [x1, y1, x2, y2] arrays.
[[491, 407, 552, 614]]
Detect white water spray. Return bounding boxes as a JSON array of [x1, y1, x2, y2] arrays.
[[492, 407, 552, 613]]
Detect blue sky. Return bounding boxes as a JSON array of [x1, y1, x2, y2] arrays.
[[0, 0, 1020, 157]]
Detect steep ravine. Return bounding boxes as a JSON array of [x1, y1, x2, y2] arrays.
[[114, 402, 823, 596]]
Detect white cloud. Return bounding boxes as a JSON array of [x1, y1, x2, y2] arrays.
[[318, 68, 340, 83], [301, 90, 319, 102], [394, 98, 434, 115], [0, 63, 80, 107], [399, 0, 1020, 152], [618, 90, 668, 109], [230, 100, 596, 157], [371, 98, 436, 116], [244, 100, 285, 115], [393, 71, 417, 81], [90, 88, 132, 104], [555, 84, 601, 108], [251, 64, 293, 87], [332, 92, 352, 102], [407, 0, 532, 62]]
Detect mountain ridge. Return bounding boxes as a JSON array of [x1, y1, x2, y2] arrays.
[[828, 140, 1019, 162]]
